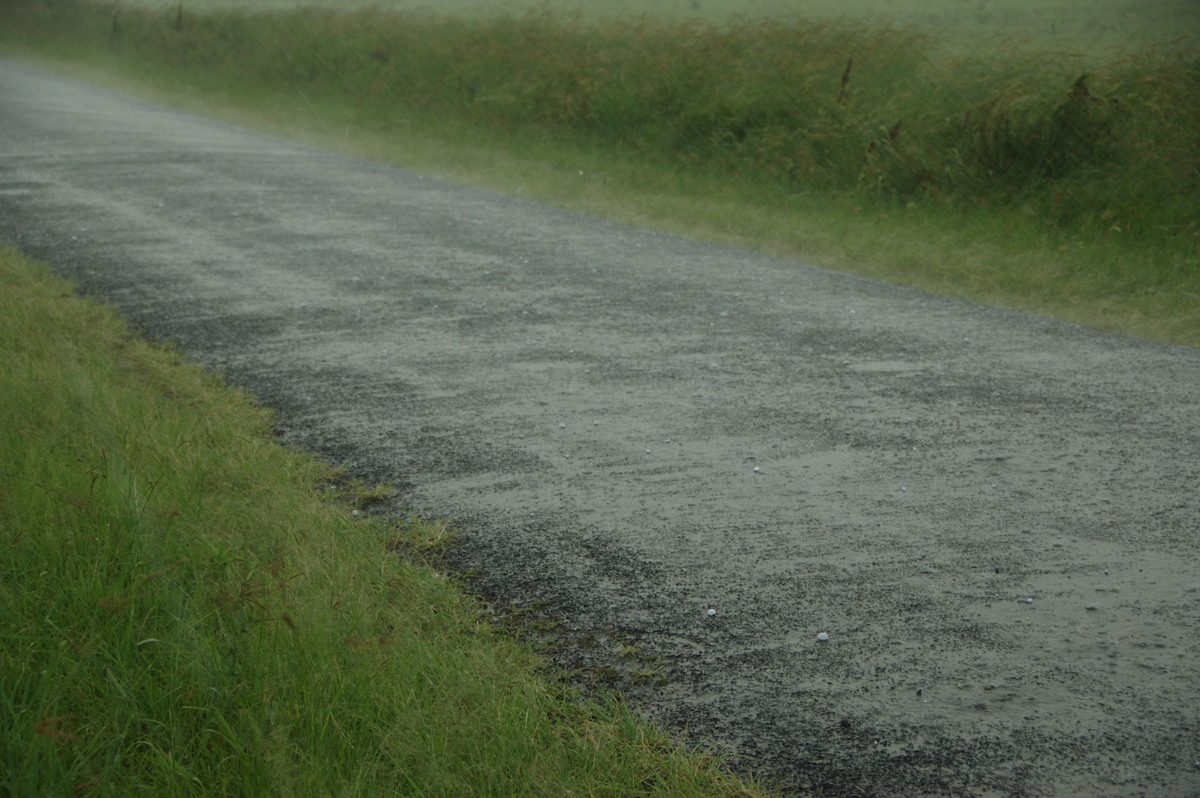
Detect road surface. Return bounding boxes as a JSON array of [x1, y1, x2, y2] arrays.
[[2, 59, 1198, 796]]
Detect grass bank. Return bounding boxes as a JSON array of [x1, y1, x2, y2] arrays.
[[114, 0, 1200, 49], [0, 245, 769, 796], [0, 1, 1197, 346]]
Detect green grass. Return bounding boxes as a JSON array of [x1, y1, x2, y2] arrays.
[[0, 0, 1194, 346], [116, 0, 1200, 50], [0, 245, 771, 796]]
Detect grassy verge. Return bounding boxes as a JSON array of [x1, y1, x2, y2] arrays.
[[0, 2, 1196, 346], [114, 0, 1200, 49], [0, 245, 770, 796]]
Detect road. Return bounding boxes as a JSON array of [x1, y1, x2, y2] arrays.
[[2, 59, 1198, 796]]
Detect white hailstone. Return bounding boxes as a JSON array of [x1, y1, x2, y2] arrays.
[[816, 632, 830, 642], [753, 467, 762, 473], [707, 609, 717, 617], [559, 423, 566, 428], [1024, 598, 1034, 604]]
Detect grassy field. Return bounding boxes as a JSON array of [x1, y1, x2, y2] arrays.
[[0, 244, 771, 796], [117, 0, 1200, 49]]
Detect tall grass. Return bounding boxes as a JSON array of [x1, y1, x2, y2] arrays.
[[0, 245, 769, 796], [110, 0, 1200, 49]]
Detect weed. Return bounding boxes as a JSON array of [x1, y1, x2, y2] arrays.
[[386, 516, 456, 556]]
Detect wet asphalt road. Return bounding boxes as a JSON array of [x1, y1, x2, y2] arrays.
[[2, 59, 1199, 796]]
